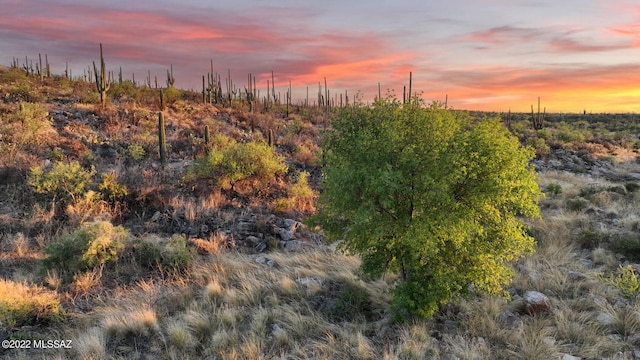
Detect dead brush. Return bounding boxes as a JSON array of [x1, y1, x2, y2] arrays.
[[188, 231, 231, 255], [72, 265, 104, 299]]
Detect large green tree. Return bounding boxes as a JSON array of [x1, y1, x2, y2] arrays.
[[310, 97, 541, 319]]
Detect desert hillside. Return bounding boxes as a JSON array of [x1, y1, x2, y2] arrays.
[[1, 65, 640, 359]]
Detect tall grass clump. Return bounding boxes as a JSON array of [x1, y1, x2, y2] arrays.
[[0, 279, 65, 327]]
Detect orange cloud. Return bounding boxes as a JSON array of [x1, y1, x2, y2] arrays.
[[427, 64, 640, 112]]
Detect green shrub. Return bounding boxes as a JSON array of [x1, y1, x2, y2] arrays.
[[624, 182, 640, 193], [555, 122, 591, 143], [573, 165, 587, 174], [575, 227, 608, 249], [599, 265, 640, 301], [598, 155, 616, 163], [0, 102, 51, 160], [566, 197, 590, 212], [610, 233, 640, 261], [28, 161, 96, 203], [46, 147, 65, 161], [132, 235, 195, 275], [0, 279, 65, 327], [535, 128, 551, 140], [545, 183, 562, 198], [41, 221, 128, 274], [127, 144, 146, 162], [310, 97, 541, 320], [186, 135, 287, 191], [525, 136, 550, 157], [320, 281, 375, 322], [99, 171, 128, 202], [109, 80, 142, 102]]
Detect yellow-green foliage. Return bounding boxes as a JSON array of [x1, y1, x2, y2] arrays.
[[186, 133, 287, 191], [99, 171, 128, 201], [311, 97, 541, 319], [41, 221, 128, 274], [0, 102, 52, 160], [0, 279, 65, 327], [277, 171, 317, 212], [600, 265, 640, 301], [127, 144, 146, 162], [28, 161, 96, 202]]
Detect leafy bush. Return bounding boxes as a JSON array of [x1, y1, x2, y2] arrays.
[[556, 122, 591, 143], [186, 135, 287, 191], [575, 227, 608, 249], [0, 279, 65, 327], [41, 221, 128, 274], [611, 233, 640, 261], [28, 161, 96, 203], [0, 102, 52, 160], [525, 136, 550, 157], [131, 235, 195, 275], [127, 144, 146, 162], [277, 171, 317, 213], [545, 183, 562, 198], [310, 97, 541, 320], [99, 171, 128, 202], [599, 265, 640, 301], [566, 197, 590, 212]]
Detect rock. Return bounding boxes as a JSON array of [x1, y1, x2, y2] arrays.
[[244, 236, 261, 247], [254, 242, 267, 252], [296, 277, 323, 286], [441, 354, 460, 360], [237, 221, 254, 234], [498, 311, 523, 330], [255, 256, 275, 267], [578, 258, 594, 268], [608, 334, 622, 342], [151, 211, 162, 222], [284, 240, 302, 252], [567, 270, 586, 281], [523, 290, 552, 315], [283, 218, 300, 231], [276, 227, 295, 241], [528, 270, 540, 284], [508, 294, 525, 313], [596, 312, 616, 327], [561, 354, 581, 360]]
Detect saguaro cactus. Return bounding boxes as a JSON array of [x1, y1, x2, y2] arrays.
[[166, 64, 175, 88], [93, 43, 111, 106], [158, 112, 167, 167], [531, 97, 545, 130]]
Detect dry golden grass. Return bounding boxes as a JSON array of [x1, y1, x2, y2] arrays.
[[0, 278, 64, 327]]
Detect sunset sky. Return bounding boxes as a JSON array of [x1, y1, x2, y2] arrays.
[[2, 0, 640, 112]]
